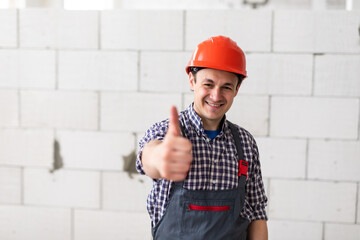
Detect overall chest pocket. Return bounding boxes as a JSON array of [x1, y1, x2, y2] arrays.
[[181, 199, 235, 234]]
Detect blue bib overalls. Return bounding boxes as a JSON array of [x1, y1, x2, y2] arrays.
[[152, 122, 250, 240]]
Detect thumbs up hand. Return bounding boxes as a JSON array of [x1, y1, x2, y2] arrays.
[[159, 106, 193, 181], [142, 106, 193, 181], [166, 105, 182, 137]]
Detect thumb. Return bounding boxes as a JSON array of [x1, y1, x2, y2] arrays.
[[167, 106, 181, 137]]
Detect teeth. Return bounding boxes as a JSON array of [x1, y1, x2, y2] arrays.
[[207, 102, 221, 107]]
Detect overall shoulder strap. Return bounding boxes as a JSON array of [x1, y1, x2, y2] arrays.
[[227, 121, 248, 181], [227, 121, 244, 160]]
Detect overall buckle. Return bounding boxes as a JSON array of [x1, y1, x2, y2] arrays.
[[238, 160, 248, 178]]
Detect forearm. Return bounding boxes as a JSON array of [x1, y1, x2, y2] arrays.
[[141, 140, 162, 179], [247, 220, 268, 240]]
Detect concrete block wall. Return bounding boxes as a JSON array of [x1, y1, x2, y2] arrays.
[[0, 8, 359, 240]]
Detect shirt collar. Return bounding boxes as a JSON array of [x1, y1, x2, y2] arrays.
[[187, 103, 203, 134], [186, 103, 228, 138]]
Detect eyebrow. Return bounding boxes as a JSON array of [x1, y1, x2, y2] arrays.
[[203, 79, 235, 88]]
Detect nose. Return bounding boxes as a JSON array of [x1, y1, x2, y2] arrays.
[[210, 87, 221, 101]]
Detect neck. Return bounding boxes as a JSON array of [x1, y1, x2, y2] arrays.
[[203, 121, 220, 131]]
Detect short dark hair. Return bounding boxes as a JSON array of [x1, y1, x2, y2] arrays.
[[189, 67, 245, 88]]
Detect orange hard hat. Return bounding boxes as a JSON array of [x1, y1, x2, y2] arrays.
[[185, 35, 247, 78]]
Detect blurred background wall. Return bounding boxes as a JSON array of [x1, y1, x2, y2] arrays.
[[0, 0, 359, 239]]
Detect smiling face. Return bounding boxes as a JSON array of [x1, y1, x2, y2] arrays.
[[189, 68, 240, 130]]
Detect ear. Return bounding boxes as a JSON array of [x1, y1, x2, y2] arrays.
[[234, 81, 241, 97], [189, 72, 196, 91]]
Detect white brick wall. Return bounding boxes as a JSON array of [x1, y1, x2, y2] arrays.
[[21, 90, 98, 130], [0, 50, 55, 89], [0, 167, 21, 204], [257, 138, 307, 178], [102, 172, 152, 212], [57, 131, 135, 170], [243, 53, 313, 95], [273, 10, 315, 52], [74, 210, 151, 240], [101, 92, 182, 132], [101, 10, 183, 50], [20, 9, 57, 48], [269, 179, 357, 222], [268, 220, 323, 240], [56, 10, 99, 49], [270, 97, 359, 139], [183, 93, 193, 109], [24, 168, 100, 208], [20, 9, 98, 49], [122, 0, 242, 9], [314, 54, 360, 97], [186, 10, 272, 52], [0, 8, 359, 240], [324, 223, 360, 240], [59, 51, 138, 91], [274, 11, 360, 53], [0, 129, 53, 167], [315, 11, 360, 53], [0, 205, 71, 240], [140, 51, 191, 93], [227, 95, 269, 136], [0, 9, 17, 47], [308, 140, 360, 181], [0, 90, 18, 127], [358, 184, 360, 224]]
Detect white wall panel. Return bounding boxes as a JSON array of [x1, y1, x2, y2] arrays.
[[101, 92, 182, 132], [0, 205, 71, 240], [140, 51, 191, 93], [0, 90, 18, 127], [0, 167, 21, 204], [269, 180, 357, 222], [314, 54, 360, 97], [257, 138, 307, 178], [74, 210, 151, 240], [24, 168, 100, 208], [102, 172, 152, 212], [0, 9, 17, 47], [308, 140, 360, 181], [59, 51, 138, 91], [186, 10, 272, 52], [0, 129, 53, 167], [243, 53, 313, 95], [101, 10, 183, 50], [20, 9, 98, 49], [0, 50, 55, 89], [270, 97, 359, 139], [21, 90, 98, 130], [268, 220, 322, 240], [57, 131, 135, 170]]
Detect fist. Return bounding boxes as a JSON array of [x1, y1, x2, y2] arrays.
[[156, 106, 193, 181]]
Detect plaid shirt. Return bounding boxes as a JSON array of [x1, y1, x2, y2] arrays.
[[136, 103, 268, 226]]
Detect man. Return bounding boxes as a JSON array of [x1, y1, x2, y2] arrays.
[[136, 36, 268, 240]]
